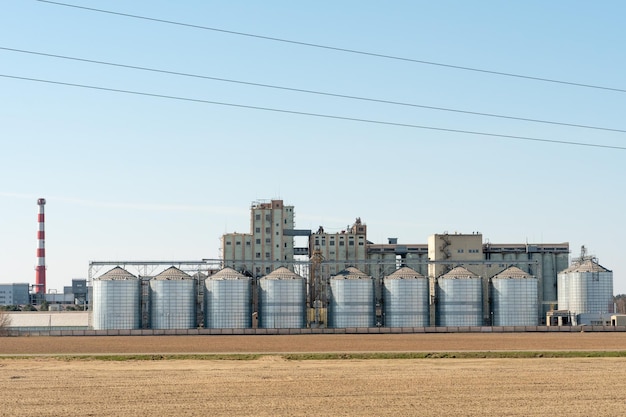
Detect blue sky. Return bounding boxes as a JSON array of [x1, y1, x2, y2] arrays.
[[2, 1, 625, 294]]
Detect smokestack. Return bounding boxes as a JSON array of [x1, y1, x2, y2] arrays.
[[35, 198, 46, 294]]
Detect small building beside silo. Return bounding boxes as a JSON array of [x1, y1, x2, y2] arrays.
[[328, 267, 375, 328], [383, 266, 429, 327], [258, 267, 306, 329], [491, 266, 538, 326], [91, 266, 141, 330]]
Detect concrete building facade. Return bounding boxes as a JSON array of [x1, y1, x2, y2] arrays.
[[222, 200, 296, 277], [0, 283, 30, 306]]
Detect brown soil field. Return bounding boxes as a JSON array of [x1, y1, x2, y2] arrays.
[[2, 332, 626, 355], [1, 334, 625, 416]]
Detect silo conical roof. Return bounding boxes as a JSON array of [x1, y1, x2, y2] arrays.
[[209, 267, 248, 280], [98, 266, 137, 280], [333, 267, 371, 279], [493, 266, 533, 279], [386, 266, 425, 279], [561, 259, 611, 274], [441, 266, 478, 279], [154, 266, 192, 280], [264, 267, 302, 280]]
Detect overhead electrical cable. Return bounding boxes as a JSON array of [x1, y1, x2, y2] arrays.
[[36, 0, 626, 94], [2, 46, 624, 135], [2, 73, 624, 151]]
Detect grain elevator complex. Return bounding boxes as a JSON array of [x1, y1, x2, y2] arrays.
[[81, 199, 619, 333]]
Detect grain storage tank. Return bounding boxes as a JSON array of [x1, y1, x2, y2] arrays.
[[436, 266, 482, 326], [258, 267, 306, 328], [204, 267, 252, 328], [558, 257, 613, 324], [383, 266, 429, 327], [150, 266, 197, 329], [92, 266, 141, 330], [328, 267, 375, 328], [491, 266, 538, 326]]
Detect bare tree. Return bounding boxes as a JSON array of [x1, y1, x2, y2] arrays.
[[0, 310, 11, 336]]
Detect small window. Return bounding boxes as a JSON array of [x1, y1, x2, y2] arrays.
[[226, 241, 232, 245], [246, 241, 251, 246], [255, 227, 260, 233], [349, 241, 354, 246], [236, 241, 241, 245], [265, 252, 270, 259], [265, 227, 270, 233], [265, 214, 271, 221], [255, 253, 261, 259], [256, 239, 261, 244], [339, 241, 345, 246], [330, 241, 335, 246], [255, 214, 261, 220], [358, 242, 364, 246], [265, 238, 271, 243]]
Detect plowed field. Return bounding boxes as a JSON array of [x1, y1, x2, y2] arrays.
[[1, 333, 625, 416]]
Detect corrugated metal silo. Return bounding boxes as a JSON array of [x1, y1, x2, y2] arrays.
[[328, 267, 375, 328], [383, 267, 429, 327], [150, 267, 197, 329], [204, 267, 252, 328], [491, 266, 538, 326], [258, 267, 306, 328], [558, 259, 613, 323], [436, 266, 482, 326], [92, 266, 141, 330]]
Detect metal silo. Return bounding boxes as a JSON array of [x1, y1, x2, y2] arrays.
[[258, 267, 306, 328], [436, 266, 482, 326], [491, 266, 538, 326], [150, 267, 197, 329], [328, 267, 375, 328], [558, 258, 613, 324], [383, 267, 429, 327], [92, 266, 141, 330], [204, 267, 252, 328]]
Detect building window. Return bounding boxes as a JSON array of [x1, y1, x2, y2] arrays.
[[339, 241, 345, 246], [265, 227, 270, 233], [256, 253, 261, 259], [265, 214, 271, 221], [349, 241, 354, 246], [458, 249, 464, 253], [330, 241, 335, 246], [266, 267, 271, 274], [265, 238, 271, 243], [358, 242, 364, 246], [226, 241, 232, 245], [256, 239, 261, 244], [236, 241, 241, 245], [255, 227, 260, 233], [255, 214, 261, 220], [246, 241, 251, 246], [265, 253, 270, 259]]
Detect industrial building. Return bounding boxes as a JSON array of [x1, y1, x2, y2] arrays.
[[4, 198, 620, 332]]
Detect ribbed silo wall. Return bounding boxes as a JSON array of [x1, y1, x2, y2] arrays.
[[258, 278, 306, 328], [149, 279, 197, 329], [328, 279, 375, 328], [92, 279, 141, 330], [565, 272, 613, 315], [383, 278, 429, 327], [491, 278, 538, 326], [204, 278, 252, 328], [557, 272, 569, 311], [436, 278, 482, 326]]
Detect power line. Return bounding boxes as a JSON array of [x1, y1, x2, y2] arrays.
[[36, 0, 626, 94], [2, 73, 624, 150], [3, 46, 625, 135]]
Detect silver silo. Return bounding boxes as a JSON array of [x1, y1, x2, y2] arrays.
[[92, 266, 141, 330], [383, 267, 429, 327], [258, 267, 306, 329], [491, 266, 538, 326], [204, 267, 252, 328], [558, 258, 613, 324], [150, 267, 197, 329], [328, 267, 375, 328], [436, 266, 482, 327]]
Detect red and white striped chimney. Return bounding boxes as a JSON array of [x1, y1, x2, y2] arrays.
[[35, 198, 46, 294]]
